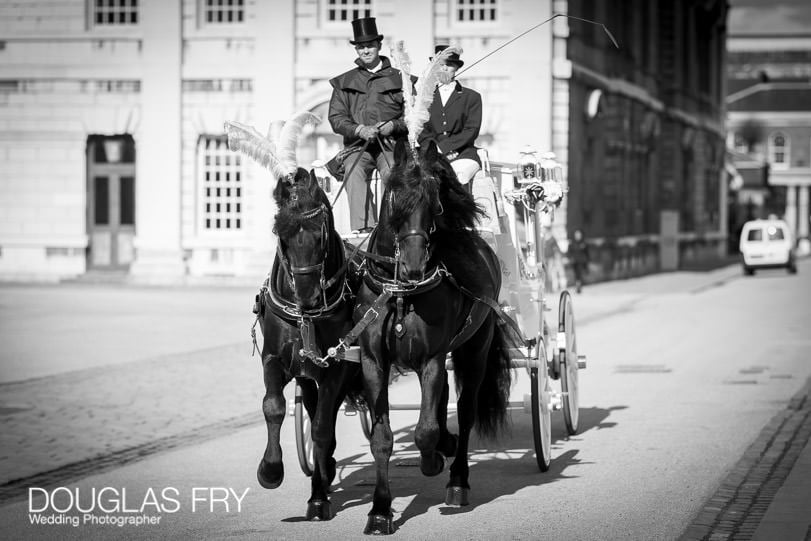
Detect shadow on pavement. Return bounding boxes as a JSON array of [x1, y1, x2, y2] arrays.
[[282, 403, 625, 532]]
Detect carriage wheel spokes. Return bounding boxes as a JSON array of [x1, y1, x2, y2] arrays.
[[294, 382, 315, 476], [558, 290, 580, 435], [343, 394, 373, 440], [530, 334, 552, 471]]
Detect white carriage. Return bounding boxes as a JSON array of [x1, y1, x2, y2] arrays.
[[293, 147, 586, 473]]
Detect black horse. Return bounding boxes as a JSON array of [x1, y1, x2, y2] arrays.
[[255, 168, 362, 520], [353, 140, 515, 534]]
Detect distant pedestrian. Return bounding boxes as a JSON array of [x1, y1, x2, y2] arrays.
[[569, 229, 590, 293]]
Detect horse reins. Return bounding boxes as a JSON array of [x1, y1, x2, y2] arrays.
[[274, 203, 348, 317]]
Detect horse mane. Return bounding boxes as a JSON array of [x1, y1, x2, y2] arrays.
[[273, 167, 334, 240], [385, 150, 488, 291], [385, 161, 438, 229]]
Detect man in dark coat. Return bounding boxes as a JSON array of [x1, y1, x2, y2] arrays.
[[328, 17, 408, 231], [418, 45, 482, 186]]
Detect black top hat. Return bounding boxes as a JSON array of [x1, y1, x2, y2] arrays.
[[431, 44, 464, 68], [350, 17, 384, 45]]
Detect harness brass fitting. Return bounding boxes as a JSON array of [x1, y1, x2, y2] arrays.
[[394, 296, 406, 339]]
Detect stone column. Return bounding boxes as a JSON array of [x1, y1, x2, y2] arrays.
[[785, 185, 797, 244], [506, 0, 551, 155], [244, 0, 296, 278], [797, 185, 810, 255], [130, 0, 185, 280], [719, 167, 728, 252], [660, 210, 679, 271], [390, 0, 432, 71]]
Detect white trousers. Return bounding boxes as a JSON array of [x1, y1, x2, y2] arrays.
[[451, 158, 480, 185]]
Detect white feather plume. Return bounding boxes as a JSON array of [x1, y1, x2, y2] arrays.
[[277, 109, 321, 173], [407, 45, 461, 148], [224, 110, 321, 183], [266, 120, 284, 147], [390, 40, 414, 130], [224, 120, 290, 181]]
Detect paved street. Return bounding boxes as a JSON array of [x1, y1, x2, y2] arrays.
[[0, 283, 258, 382], [0, 261, 809, 540], [0, 283, 263, 489]]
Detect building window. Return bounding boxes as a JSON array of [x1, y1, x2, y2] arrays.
[[199, 136, 243, 231], [733, 132, 748, 154], [182, 79, 253, 93], [769, 132, 789, 169], [202, 0, 245, 24], [455, 0, 497, 22], [323, 0, 372, 23], [90, 0, 138, 26]]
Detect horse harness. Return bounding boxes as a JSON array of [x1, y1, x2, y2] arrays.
[[252, 203, 358, 369], [252, 220, 524, 371], [329, 225, 524, 359]]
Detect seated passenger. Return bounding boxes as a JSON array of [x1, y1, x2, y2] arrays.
[[418, 45, 482, 187]]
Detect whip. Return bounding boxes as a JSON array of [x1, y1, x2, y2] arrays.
[[455, 13, 619, 78]]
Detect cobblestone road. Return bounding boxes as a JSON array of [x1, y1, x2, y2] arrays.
[[680, 378, 811, 540], [0, 341, 265, 501]]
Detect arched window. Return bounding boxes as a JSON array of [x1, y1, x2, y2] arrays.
[[769, 132, 790, 169]]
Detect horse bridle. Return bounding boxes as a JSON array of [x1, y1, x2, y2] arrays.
[[389, 191, 441, 265], [276, 203, 345, 311]]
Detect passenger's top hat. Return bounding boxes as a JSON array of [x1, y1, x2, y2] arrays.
[[349, 17, 383, 45], [431, 44, 464, 68]]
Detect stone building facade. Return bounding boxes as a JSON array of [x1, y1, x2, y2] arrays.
[[561, 0, 729, 277], [0, 0, 728, 282], [726, 43, 811, 255]]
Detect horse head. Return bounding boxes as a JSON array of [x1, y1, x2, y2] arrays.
[[384, 140, 447, 282], [273, 168, 334, 310]]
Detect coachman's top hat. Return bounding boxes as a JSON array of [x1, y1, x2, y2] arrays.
[[432, 44, 464, 68], [349, 17, 384, 45]]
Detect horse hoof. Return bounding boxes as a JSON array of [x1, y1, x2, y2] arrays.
[[363, 513, 394, 535], [445, 486, 469, 507], [420, 452, 444, 477], [305, 499, 334, 521], [257, 459, 283, 489]]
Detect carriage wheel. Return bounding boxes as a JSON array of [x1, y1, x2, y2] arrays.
[[530, 334, 552, 472], [294, 382, 315, 477], [558, 291, 580, 435]]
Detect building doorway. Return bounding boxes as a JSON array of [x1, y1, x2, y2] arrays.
[[86, 135, 136, 270]]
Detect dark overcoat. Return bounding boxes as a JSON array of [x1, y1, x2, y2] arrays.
[[328, 56, 408, 149], [418, 81, 482, 166]]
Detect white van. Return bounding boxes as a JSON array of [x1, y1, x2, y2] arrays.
[[739, 218, 797, 275]]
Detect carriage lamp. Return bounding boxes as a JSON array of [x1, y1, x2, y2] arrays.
[[516, 145, 541, 185], [539, 152, 565, 206]]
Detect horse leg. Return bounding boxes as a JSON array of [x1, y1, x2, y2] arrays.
[[305, 371, 345, 521], [361, 353, 395, 535], [445, 332, 492, 506], [415, 355, 448, 477], [258, 356, 290, 489], [435, 369, 458, 459]]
